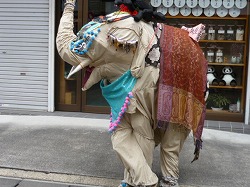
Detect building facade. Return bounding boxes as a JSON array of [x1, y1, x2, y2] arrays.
[[0, 0, 250, 124]]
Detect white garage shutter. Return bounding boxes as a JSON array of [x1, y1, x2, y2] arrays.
[[0, 0, 49, 110]]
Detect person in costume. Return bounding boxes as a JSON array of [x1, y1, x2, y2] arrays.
[[56, 0, 207, 186]]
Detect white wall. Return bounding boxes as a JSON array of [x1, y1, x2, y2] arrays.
[[246, 49, 250, 124], [245, 13, 250, 125], [48, 0, 55, 112]]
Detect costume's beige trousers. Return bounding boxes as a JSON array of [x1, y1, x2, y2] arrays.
[[155, 124, 191, 179], [110, 66, 159, 187], [112, 111, 157, 186]]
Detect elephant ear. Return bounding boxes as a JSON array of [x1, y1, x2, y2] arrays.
[[130, 23, 154, 78], [82, 67, 102, 91], [130, 43, 145, 78]]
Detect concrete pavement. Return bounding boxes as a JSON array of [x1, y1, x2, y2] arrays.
[[0, 114, 250, 187], [0, 176, 96, 187]]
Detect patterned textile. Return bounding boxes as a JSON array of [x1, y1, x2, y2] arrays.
[[145, 23, 162, 67], [181, 23, 205, 42], [157, 24, 208, 140]]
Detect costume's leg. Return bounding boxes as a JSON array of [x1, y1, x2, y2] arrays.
[[111, 111, 158, 186], [159, 123, 190, 186], [131, 111, 155, 168]]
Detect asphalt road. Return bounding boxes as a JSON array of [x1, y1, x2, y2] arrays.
[[0, 115, 249, 187]]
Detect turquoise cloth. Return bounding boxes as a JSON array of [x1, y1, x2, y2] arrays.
[[100, 70, 137, 122]]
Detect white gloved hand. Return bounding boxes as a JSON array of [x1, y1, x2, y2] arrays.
[[65, 0, 76, 4], [64, 0, 76, 8]]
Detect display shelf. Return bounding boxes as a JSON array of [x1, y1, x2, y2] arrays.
[[206, 109, 244, 122], [209, 85, 243, 89], [208, 63, 244, 67], [166, 15, 248, 20], [200, 40, 246, 43], [156, 1, 249, 122], [206, 109, 242, 114]]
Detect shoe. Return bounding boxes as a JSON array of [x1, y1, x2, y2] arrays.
[[159, 176, 179, 187], [118, 180, 132, 187], [118, 180, 158, 187]]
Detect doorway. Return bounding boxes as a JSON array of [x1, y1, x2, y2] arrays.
[[55, 0, 116, 113]]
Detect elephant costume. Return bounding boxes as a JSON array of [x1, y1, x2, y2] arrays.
[[56, 1, 207, 186]]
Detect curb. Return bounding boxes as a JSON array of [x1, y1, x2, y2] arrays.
[[0, 168, 120, 187]]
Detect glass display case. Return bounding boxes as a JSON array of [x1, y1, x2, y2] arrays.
[[152, 0, 249, 122]]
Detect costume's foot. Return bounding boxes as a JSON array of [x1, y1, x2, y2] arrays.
[[159, 176, 179, 187], [118, 180, 132, 187], [118, 180, 158, 187], [149, 183, 159, 187]]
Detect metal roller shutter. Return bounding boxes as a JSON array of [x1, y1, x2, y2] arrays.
[[0, 0, 49, 110]]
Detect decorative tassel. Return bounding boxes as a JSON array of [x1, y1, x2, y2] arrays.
[[108, 92, 133, 134], [107, 33, 138, 53], [191, 139, 203, 163]]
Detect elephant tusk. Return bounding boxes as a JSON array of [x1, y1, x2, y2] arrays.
[[66, 66, 76, 79], [67, 64, 83, 79], [66, 59, 91, 78]]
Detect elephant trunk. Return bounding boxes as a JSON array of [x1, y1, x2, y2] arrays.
[[56, 2, 77, 59]]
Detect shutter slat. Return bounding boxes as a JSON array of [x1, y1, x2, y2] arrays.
[[0, 46, 48, 52], [0, 12, 49, 17], [1, 50, 49, 56], [1, 91, 47, 98], [0, 70, 48, 77], [0, 104, 48, 110], [1, 42, 48, 47], [0, 67, 48, 73], [0, 8, 48, 13], [0, 79, 48, 85], [0, 4, 49, 8], [0, 63, 48, 69], [0, 83, 48, 90], [0, 0, 48, 3], [0, 75, 48, 81], [0, 55, 48, 60], [0, 87, 48, 94], [0, 99, 48, 106], [0, 59, 49, 64], [0, 21, 49, 26], [1, 95, 48, 102], [0, 29, 48, 34]]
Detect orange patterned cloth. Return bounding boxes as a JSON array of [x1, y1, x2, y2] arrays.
[[157, 24, 207, 140]]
